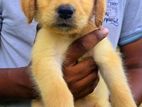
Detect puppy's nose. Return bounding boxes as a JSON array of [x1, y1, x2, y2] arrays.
[[57, 5, 75, 19]]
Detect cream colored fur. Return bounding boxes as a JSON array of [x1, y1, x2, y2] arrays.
[[21, 0, 137, 107]]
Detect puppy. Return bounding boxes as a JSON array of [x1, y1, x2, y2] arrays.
[[21, 0, 137, 107]]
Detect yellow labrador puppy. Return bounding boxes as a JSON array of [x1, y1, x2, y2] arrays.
[[21, 0, 136, 107]]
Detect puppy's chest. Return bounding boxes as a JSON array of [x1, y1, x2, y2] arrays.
[[53, 37, 76, 64], [54, 37, 93, 64]]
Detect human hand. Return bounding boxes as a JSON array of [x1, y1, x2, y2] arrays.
[[63, 27, 109, 100]]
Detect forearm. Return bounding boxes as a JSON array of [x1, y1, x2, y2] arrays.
[[124, 53, 142, 105], [127, 68, 142, 105], [0, 67, 37, 101], [120, 38, 142, 105]]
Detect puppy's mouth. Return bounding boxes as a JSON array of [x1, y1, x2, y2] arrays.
[[52, 18, 76, 31], [57, 23, 72, 28]]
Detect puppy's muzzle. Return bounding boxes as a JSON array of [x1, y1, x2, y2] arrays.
[[57, 5, 75, 20], [54, 4, 76, 30]]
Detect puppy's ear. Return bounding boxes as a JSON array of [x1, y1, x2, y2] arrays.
[[94, 0, 106, 27], [21, 0, 36, 23]]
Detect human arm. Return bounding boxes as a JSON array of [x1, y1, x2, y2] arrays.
[[118, 0, 142, 105], [0, 67, 37, 101], [120, 38, 142, 106]]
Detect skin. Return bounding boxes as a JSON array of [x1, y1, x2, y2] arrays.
[[120, 38, 142, 105], [0, 67, 36, 101]]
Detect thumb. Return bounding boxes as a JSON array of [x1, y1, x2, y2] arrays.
[[64, 27, 109, 66]]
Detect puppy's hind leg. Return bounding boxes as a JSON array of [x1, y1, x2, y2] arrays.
[[93, 38, 137, 107]]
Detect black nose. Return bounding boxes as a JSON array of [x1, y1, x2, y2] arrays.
[[57, 5, 75, 19]]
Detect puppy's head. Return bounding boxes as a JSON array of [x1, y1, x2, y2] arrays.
[[21, 0, 106, 34]]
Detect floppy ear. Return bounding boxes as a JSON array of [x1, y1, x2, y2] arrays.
[[94, 0, 106, 27], [21, 0, 36, 23]]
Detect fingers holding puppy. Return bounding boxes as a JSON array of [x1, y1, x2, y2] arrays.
[[63, 28, 109, 100], [63, 57, 99, 100]]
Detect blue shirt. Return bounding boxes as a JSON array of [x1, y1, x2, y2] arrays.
[[103, 0, 142, 47], [0, 0, 37, 68], [0, 0, 142, 68]]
